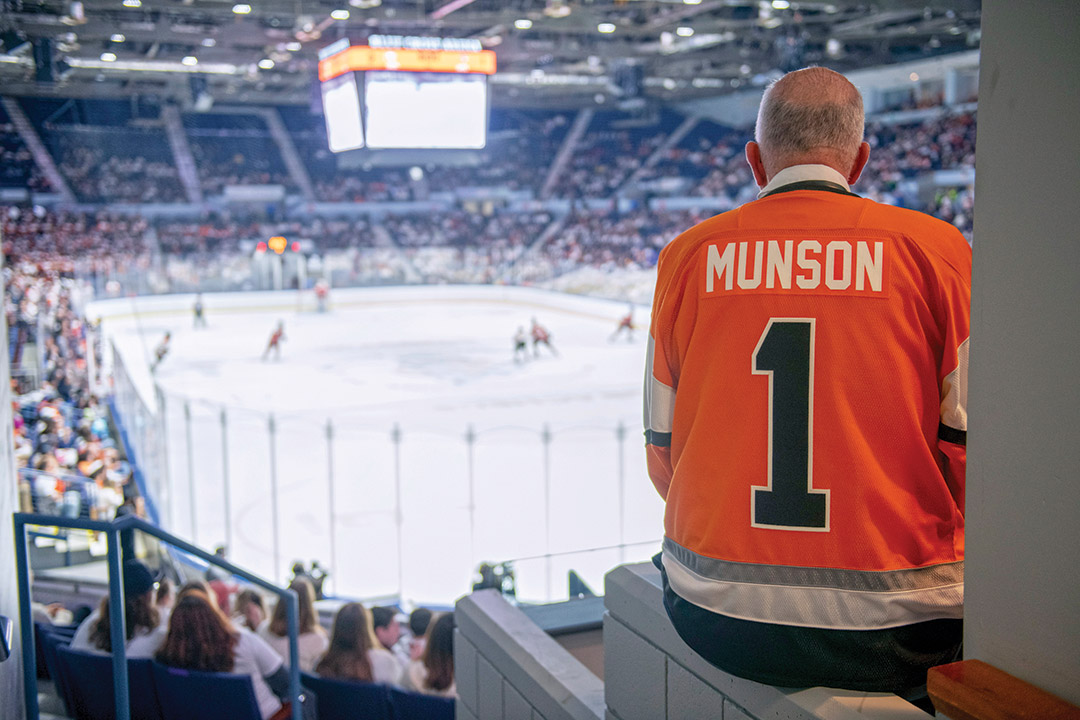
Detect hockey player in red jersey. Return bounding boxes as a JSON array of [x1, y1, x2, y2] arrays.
[[609, 305, 636, 342], [262, 321, 286, 361], [530, 318, 558, 357], [314, 280, 330, 313]]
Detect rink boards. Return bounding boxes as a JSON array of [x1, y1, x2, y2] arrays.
[[89, 285, 663, 605]]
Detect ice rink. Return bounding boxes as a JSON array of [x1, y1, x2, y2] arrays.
[[90, 285, 665, 606]]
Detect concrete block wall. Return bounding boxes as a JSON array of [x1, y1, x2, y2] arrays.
[[604, 563, 929, 720], [455, 589, 605, 720]]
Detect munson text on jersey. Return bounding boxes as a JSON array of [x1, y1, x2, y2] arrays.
[[704, 238, 889, 297]]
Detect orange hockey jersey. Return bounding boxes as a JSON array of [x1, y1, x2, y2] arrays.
[[645, 182, 970, 690]]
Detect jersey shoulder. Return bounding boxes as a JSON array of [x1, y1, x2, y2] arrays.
[[859, 199, 972, 278]]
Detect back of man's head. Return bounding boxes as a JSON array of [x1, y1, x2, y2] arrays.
[[755, 66, 865, 177], [409, 607, 433, 637], [371, 605, 395, 630]]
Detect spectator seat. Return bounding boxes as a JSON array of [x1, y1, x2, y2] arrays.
[[151, 661, 264, 720], [300, 672, 392, 720], [388, 686, 455, 720], [57, 645, 161, 720], [36, 623, 75, 717]]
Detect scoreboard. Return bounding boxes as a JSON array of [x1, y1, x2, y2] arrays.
[[318, 36, 496, 152]]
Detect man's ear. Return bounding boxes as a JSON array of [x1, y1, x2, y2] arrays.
[[745, 141, 769, 188], [847, 141, 871, 185]]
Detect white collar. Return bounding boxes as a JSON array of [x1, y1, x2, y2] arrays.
[[757, 164, 851, 199]]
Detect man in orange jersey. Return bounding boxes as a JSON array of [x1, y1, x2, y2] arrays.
[[645, 67, 969, 695]]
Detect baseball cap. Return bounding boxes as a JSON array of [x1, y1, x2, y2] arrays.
[[123, 560, 161, 597]]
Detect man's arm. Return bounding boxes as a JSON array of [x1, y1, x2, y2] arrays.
[[936, 244, 972, 513], [939, 336, 968, 512], [645, 242, 686, 501], [645, 330, 676, 500]]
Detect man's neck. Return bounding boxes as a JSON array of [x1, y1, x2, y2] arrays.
[[758, 164, 851, 199]]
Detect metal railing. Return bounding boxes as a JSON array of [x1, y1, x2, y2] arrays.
[[13, 512, 303, 720]]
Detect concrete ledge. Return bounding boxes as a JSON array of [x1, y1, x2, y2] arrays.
[[456, 589, 605, 720], [604, 562, 927, 720]]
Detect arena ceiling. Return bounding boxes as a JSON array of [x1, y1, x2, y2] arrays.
[[0, 0, 981, 108]]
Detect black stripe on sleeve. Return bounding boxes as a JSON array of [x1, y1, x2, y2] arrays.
[[645, 430, 672, 447], [938, 422, 966, 446]]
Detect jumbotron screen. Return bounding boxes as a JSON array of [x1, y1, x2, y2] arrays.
[[318, 37, 496, 152], [320, 72, 365, 153], [365, 71, 487, 149]]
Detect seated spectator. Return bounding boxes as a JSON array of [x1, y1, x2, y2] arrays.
[[314, 602, 402, 686], [233, 589, 266, 633], [258, 578, 328, 673], [406, 607, 432, 661], [155, 591, 300, 720], [178, 579, 217, 605], [69, 559, 165, 657], [28, 569, 79, 627], [156, 577, 175, 614], [402, 613, 456, 698], [371, 605, 408, 669], [308, 561, 329, 600]]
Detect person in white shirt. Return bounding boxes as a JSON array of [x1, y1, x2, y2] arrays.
[[69, 559, 166, 658], [257, 577, 328, 673], [371, 605, 409, 670], [314, 602, 402, 686], [402, 612, 456, 698], [233, 589, 267, 633], [155, 592, 297, 720]]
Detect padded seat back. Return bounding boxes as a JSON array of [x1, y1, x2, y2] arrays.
[[36, 625, 75, 717], [57, 645, 161, 720], [388, 687, 455, 720], [300, 672, 392, 720], [151, 661, 263, 720]]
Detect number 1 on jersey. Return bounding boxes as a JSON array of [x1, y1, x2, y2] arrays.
[[751, 319, 829, 531]]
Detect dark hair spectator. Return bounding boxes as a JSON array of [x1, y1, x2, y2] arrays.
[[403, 612, 456, 697], [258, 577, 327, 672], [314, 602, 402, 686]]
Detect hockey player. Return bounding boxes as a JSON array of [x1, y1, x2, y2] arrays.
[[262, 321, 286, 361], [609, 305, 636, 342], [150, 332, 170, 372], [314, 280, 330, 313], [513, 327, 529, 363], [193, 293, 207, 328], [530, 318, 558, 357]]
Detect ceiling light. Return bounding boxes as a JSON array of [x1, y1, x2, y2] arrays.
[[258, 58, 274, 69], [683, 0, 701, 4], [201, 38, 216, 47], [598, 22, 616, 33], [232, 3, 251, 14], [181, 55, 198, 66], [100, 52, 117, 62], [110, 33, 126, 42], [909, 72, 919, 82], [285, 41, 301, 52], [662, 78, 676, 90], [514, 19, 533, 30], [330, 9, 350, 20], [122, 0, 141, 7], [68, 56, 238, 73], [676, 26, 694, 37], [772, 0, 791, 8]]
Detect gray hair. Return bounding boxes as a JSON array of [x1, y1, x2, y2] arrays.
[[755, 67, 865, 167]]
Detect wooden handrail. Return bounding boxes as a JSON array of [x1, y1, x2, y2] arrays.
[[928, 659, 1080, 720]]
